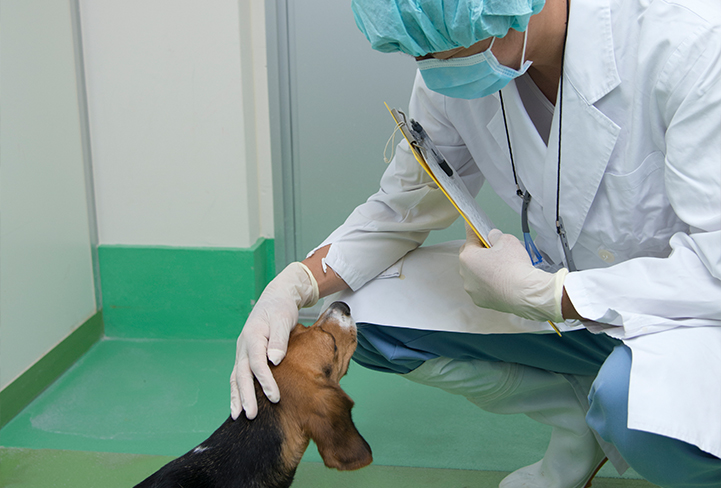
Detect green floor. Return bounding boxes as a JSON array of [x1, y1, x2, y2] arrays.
[[0, 337, 656, 487]]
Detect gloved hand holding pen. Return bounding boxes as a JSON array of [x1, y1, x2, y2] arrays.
[[459, 225, 568, 323]]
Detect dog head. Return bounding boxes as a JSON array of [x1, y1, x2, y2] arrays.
[[133, 302, 371, 488], [272, 301, 372, 471]]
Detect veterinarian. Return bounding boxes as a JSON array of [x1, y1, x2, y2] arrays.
[[231, 0, 721, 486]]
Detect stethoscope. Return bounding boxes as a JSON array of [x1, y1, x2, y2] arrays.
[[498, 0, 577, 272]]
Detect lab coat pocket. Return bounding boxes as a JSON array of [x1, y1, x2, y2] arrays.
[[604, 151, 663, 191], [596, 151, 681, 256]]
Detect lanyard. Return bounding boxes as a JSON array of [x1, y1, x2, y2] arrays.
[[498, 0, 576, 272]]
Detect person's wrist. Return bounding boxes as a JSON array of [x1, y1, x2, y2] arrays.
[[292, 262, 320, 308], [549, 267, 569, 323], [519, 267, 568, 323], [561, 283, 583, 321]]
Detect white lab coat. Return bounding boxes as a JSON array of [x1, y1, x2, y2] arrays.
[[315, 0, 721, 458]]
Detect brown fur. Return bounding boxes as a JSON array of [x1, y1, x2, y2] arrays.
[[273, 308, 371, 471]]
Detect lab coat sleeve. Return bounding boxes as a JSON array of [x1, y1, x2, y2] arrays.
[[310, 73, 483, 291], [565, 24, 721, 338]]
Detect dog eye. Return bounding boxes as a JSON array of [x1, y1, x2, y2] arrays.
[[323, 364, 333, 379]]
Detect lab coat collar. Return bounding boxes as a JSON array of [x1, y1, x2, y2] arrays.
[[541, 0, 621, 250], [564, 0, 620, 105]]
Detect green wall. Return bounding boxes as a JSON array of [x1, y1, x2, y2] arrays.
[[98, 238, 276, 339]]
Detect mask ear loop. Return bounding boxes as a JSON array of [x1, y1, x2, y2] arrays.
[[489, 27, 529, 70], [521, 27, 529, 67]]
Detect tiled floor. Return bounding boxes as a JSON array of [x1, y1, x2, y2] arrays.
[[0, 337, 656, 487]]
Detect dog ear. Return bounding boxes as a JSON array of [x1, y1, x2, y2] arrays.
[[305, 385, 373, 471]]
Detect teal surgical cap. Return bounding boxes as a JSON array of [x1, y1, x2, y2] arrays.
[[351, 0, 545, 57]]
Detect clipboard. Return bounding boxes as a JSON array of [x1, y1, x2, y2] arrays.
[[386, 104, 563, 336], [387, 104, 494, 248]]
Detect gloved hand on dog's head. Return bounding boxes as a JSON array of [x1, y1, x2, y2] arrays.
[[230, 262, 319, 420]]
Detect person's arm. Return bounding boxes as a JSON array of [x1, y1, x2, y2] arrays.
[[302, 244, 349, 298], [305, 73, 482, 293], [561, 289, 583, 321], [463, 19, 721, 335], [562, 25, 721, 338], [231, 75, 478, 420]]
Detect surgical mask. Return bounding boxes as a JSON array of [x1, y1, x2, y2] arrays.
[[417, 30, 531, 99]]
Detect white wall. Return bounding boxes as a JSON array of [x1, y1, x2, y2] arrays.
[[80, 0, 274, 248], [0, 0, 273, 391], [0, 0, 98, 390]]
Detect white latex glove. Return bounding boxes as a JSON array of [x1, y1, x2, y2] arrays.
[[459, 225, 568, 323], [230, 262, 319, 420]]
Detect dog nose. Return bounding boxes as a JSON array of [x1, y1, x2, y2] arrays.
[[328, 301, 351, 316]]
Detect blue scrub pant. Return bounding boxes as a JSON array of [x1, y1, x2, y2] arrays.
[[354, 324, 721, 488]]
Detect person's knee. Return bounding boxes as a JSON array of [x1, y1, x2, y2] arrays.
[[588, 346, 721, 487], [586, 345, 632, 442]]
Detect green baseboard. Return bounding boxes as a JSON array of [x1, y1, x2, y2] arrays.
[[98, 238, 276, 340], [0, 311, 104, 429], [0, 239, 276, 427]]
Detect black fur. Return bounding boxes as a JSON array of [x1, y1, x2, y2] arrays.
[[135, 399, 295, 488]]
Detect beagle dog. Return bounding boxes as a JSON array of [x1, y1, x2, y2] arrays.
[[135, 301, 372, 488]]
